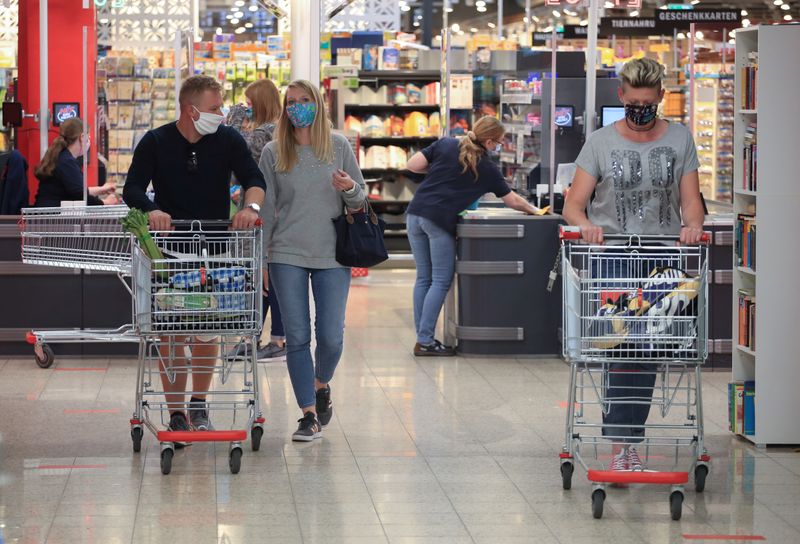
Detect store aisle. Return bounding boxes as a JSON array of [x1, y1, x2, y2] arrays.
[[0, 270, 799, 544]]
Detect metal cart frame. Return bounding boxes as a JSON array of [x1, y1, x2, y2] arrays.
[[558, 226, 711, 520]]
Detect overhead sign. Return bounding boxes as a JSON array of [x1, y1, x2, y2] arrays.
[[545, 0, 640, 6], [563, 25, 589, 40], [599, 17, 657, 37], [656, 9, 740, 28], [532, 32, 563, 45]]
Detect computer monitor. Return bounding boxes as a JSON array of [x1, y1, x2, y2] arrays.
[[601, 106, 625, 127], [554, 105, 574, 128], [52, 102, 80, 126]]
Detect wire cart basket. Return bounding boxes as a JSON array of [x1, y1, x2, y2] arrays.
[[20, 205, 138, 367], [558, 226, 711, 520]]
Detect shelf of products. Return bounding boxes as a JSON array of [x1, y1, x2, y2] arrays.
[[730, 25, 800, 447], [499, 78, 543, 193], [98, 51, 178, 193], [693, 66, 734, 203]]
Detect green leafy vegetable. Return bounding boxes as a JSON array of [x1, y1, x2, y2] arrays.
[[121, 209, 165, 271]]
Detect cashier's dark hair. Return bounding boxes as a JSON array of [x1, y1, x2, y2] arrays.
[[459, 116, 505, 180], [35, 117, 83, 180]]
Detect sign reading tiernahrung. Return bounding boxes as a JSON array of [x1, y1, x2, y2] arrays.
[[656, 9, 741, 26]]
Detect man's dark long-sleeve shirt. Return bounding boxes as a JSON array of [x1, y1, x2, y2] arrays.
[[122, 121, 266, 220]]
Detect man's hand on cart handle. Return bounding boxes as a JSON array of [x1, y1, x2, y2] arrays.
[[232, 207, 260, 230], [148, 210, 172, 232]]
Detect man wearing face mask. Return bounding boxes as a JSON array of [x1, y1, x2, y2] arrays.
[[563, 58, 704, 474], [123, 75, 266, 436]]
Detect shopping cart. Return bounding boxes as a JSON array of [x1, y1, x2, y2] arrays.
[[19, 205, 138, 367], [129, 220, 265, 474], [558, 226, 710, 520]]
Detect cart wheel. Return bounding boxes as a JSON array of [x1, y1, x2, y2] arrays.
[[229, 447, 243, 474], [131, 427, 143, 453], [561, 462, 574, 490], [592, 489, 605, 519], [160, 448, 173, 475], [251, 426, 263, 452], [35, 345, 55, 369], [670, 491, 684, 521], [694, 465, 709, 493]]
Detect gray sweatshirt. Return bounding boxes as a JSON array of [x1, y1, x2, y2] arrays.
[[259, 132, 366, 269]]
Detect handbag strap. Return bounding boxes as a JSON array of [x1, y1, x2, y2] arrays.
[[345, 198, 379, 226]]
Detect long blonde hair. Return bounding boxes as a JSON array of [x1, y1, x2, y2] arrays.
[[35, 117, 83, 179], [275, 79, 333, 172], [244, 78, 281, 130], [459, 116, 505, 179]]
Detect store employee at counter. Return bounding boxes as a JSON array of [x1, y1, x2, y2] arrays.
[[404, 116, 541, 357]]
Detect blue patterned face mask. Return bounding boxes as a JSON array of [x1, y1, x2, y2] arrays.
[[244, 106, 253, 119], [286, 102, 317, 128]]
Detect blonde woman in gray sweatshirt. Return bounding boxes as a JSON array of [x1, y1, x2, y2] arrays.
[[259, 79, 366, 442]]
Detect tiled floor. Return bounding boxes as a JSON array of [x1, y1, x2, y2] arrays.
[[1, 270, 799, 544]]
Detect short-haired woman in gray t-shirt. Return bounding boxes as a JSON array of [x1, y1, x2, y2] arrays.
[[563, 58, 705, 473]]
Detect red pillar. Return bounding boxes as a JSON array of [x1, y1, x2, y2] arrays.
[[17, 0, 98, 205]]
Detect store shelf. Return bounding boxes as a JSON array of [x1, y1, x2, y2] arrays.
[[737, 345, 756, 357], [360, 137, 437, 146], [730, 24, 800, 446], [344, 104, 440, 112], [359, 70, 441, 81]]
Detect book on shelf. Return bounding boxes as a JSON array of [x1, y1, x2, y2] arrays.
[[729, 381, 755, 436], [742, 122, 757, 191], [741, 52, 758, 110], [735, 214, 756, 270], [738, 289, 756, 351]]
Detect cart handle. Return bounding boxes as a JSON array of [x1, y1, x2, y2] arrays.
[[154, 218, 263, 232], [559, 226, 711, 244]]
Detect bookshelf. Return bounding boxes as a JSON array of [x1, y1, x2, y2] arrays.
[[731, 25, 800, 446]]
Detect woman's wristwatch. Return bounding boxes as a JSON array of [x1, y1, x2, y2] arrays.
[[245, 202, 261, 213]]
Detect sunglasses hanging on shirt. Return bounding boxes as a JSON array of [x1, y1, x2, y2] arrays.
[[187, 148, 199, 173]]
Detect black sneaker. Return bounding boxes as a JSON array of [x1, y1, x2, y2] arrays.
[[168, 411, 191, 448], [292, 412, 322, 442], [316, 385, 333, 427], [413, 340, 456, 357]]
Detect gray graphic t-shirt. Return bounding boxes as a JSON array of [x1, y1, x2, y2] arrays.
[[575, 122, 700, 235]]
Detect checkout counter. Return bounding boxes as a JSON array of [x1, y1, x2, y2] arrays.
[[449, 204, 734, 369]]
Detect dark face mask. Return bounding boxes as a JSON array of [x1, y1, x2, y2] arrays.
[[624, 103, 658, 126]]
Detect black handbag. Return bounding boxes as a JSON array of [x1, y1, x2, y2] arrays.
[[332, 199, 389, 268]]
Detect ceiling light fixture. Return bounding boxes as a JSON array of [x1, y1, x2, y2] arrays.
[[782, 4, 790, 10], [604, 1, 614, 8], [234, 11, 244, 18], [234, 1, 245, 6], [676, 32, 686, 39], [691, 0, 700, 5], [245, 22, 253, 28], [579, 19, 588, 26], [785, 14, 793, 20], [742, 18, 751, 27], [216, 27, 223, 35], [695, 30, 704, 40], [774, 0, 783, 5], [488, 22, 496, 28], [249, 5, 258, 11], [401, 4, 411, 11], [741, 9, 747, 16], [477, 6, 487, 12], [230, 17, 240, 24], [413, 21, 420, 26], [630, 10, 639, 17], [553, 10, 561, 17], [476, 0, 486, 6]]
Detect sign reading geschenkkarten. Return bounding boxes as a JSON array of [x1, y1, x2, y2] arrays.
[[656, 9, 740, 29]]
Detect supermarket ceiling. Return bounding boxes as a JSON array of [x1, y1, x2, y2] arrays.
[[198, 1, 797, 33]]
